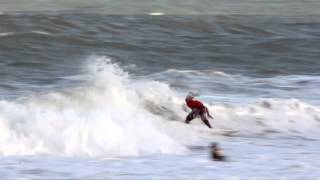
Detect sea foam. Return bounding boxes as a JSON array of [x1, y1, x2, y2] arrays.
[[0, 56, 319, 157], [0, 56, 192, 157]]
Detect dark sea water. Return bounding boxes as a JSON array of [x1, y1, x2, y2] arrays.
[[1, 14, 320, 99], [0, 1, 320, 179]]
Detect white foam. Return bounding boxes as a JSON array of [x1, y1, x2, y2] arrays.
[[0, 56, 194, 157], [1, 56, 319, 157], [208, 98, 320, 138], [0, 32, 15, 37], [149, 12, 165, 16], [31, 31, 51, 35]]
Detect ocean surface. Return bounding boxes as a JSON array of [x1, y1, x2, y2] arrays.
[[1, 1, 320, 179]]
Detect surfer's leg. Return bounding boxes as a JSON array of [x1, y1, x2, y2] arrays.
[[202, 119, 212, 128], [200, 112, 212, 128], [185, 112, 195, 124], [185, 109, 198, 124]]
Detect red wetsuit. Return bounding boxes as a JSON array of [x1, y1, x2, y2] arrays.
[[186, 98, 205, 109]]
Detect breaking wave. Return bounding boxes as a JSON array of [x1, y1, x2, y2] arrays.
[[0, 56, 319, 157]]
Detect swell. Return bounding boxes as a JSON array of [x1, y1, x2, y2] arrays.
[[1, 14, 320, 77]]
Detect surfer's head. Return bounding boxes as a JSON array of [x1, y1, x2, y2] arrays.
[[210, 142, 226, 161], [186, 91, 198, 100], [211, 142, 218, 149]]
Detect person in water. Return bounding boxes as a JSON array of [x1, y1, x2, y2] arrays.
[[185, 92, 213, 128], [210, 142, 226, 161]]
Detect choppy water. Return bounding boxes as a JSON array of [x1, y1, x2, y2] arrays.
[[1, 1, 320, 179], [1, 0, 320, 15]]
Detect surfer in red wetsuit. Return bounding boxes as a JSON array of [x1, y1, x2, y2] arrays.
[[185, 92, 213, 128]]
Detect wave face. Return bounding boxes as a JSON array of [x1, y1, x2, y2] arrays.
[[147, 69, 320, 105], [0, 57, 319, 157]]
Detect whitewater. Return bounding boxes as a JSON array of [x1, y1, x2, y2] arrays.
[[0, 56, 319, 179]]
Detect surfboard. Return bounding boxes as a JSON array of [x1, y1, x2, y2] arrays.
[[190, 125, 240, 136], [209, 129, 240, 136]]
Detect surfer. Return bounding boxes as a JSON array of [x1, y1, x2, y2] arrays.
[[210, 142, 226, 161], [185, 92, 213, 128]]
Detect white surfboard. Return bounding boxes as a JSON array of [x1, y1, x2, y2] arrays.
[[209, 129, 240, 136], [190, 125, 240, 136]]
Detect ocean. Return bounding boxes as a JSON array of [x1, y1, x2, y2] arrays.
[[0, 1, 320, 179]]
